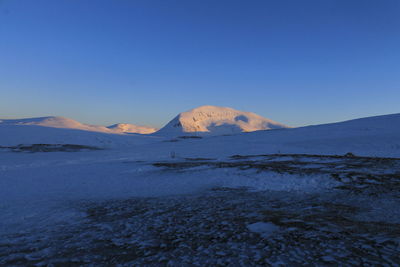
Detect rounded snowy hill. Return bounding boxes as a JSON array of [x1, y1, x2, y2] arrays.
[[0, 116, 156, 134], [155, 105, 288, 136], [0, 116, 108, 131], [107, 123, 157, 134]]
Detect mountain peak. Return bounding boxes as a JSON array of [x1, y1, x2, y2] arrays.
[[155, 105, 288, 136]]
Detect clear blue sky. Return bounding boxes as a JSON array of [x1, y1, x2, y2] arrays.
[[1, 0, 399, 127]]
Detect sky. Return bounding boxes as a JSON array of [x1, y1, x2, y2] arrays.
[[0, 0, 399, 128]]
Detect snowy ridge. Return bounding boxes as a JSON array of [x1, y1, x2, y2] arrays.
[[0, 124, 160, 148], [0, 116, 114, 133], [155, 105, 288, 136], [0, 117, 160, 148], [107, 123, 157, 134], [0, 116, 156, 135]]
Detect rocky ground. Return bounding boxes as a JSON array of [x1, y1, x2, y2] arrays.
[[0, 144, 101, 153], [1, 154, 400, 266]]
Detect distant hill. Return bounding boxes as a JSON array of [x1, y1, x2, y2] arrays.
[[158, 112, 400, 158], [107, 123, 157, 134], [0, 116, 156, 134], [155, 105, 288, 136]]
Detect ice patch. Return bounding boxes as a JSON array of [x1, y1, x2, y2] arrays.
[[247, 222, 279, 237]]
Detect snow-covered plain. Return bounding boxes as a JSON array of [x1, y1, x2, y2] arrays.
[[1, 111, 400, 265]]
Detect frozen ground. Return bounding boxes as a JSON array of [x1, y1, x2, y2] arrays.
[[1, 149, 400, 266], [1, 113, 400, 265]]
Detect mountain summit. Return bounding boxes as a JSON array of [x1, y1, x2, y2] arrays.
[[155, 105, 288, 136]]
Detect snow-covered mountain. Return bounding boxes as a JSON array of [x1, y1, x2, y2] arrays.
[[155, 105, 288, 136], [153, 112, 400, 158], [0, 116, 156, 134], [107, 123, 157, 134]]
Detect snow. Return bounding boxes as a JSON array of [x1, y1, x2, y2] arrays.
[[0, 124, 160, 148], [0, 150, 339, 234], [1, 110, 400, 265], [155, 105, 288, 136], [148, 112, 400, 158], [107, 123, 157, 134], [1, 112, 400, 221], [247, 222, 280, 237], [0, 116, 156, 134], [4, 111, 400, 158]]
